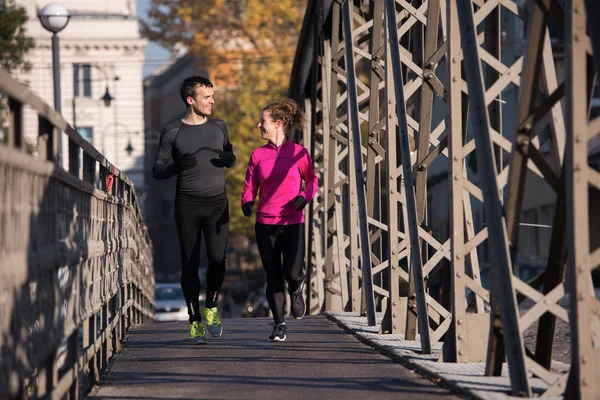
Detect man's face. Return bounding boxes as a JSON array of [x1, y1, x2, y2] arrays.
[[187, 85, 214, 116], [258, 110, 279, 142]]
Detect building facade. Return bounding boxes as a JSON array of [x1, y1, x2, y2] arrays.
[[14, 0, 147, 202]]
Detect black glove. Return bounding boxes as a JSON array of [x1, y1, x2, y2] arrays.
[[292, 195, 307, 211], [219, 142, 236, 167], [177, 153, 197, 171], [242, 201, 254, 217]]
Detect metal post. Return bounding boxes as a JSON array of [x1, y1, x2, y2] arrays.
[[565, 1, 600, 397], [384, 0, 431, 352], [456, 0, 530, 396], [342, 0, 376, 326], [52, 33, 62, 168]]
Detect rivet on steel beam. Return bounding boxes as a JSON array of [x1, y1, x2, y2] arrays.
[[458, 334, 464, 340], [393, 302, 397, 306], [419, 163, 427, 171], [452, 57, 458, 63], [578, 292, 585, 301], [474, 274, 478, 278], [582, 378, 588, 386], [574, 34, 580, 42], [575, 164, 582, 172], [393, 314, 397, 317], [457, 319, 463, 325], [575, 135, 582, 144], [457, 272, 462, 277], [452, 77, 458, 82], [454, 156, 459, 161], [393, 325, 397, 329], [458, 349, 464, 356], [575, 6, 581, 14], [578, 266, 584, 273], [390, 189, 395, 194], [582, 355, 588, 364], [456, 254, 461, 260], [454, 175, 459, 181]]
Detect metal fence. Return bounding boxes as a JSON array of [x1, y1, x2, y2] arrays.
[[289, 0, 600, 398], [0, 68, 155, 398]]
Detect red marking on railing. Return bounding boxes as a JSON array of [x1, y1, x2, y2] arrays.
[[106, 172, 114, 193]]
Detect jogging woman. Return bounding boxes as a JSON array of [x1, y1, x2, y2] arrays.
[[241, 99, 318, 341]]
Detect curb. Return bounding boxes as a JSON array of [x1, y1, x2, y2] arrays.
[[324, 311, 486, 400]]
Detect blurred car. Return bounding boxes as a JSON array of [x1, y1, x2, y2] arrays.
[[242, 286, 270, 318], [155, 283, 204, 322]]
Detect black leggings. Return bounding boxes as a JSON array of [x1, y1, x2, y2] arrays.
[[255, 223, 305, 325], [175, 192, 229, 322]]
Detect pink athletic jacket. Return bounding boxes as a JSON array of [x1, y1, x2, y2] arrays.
[[241, 139, 318, 225]]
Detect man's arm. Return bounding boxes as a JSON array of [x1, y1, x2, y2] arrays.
[[152, 126, 180, 180], [215, 120, 236, 168]]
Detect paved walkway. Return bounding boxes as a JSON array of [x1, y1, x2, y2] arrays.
[[327, 312, 569, 400], [89, 316, 459, 399]]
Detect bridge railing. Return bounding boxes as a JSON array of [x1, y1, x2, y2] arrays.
[[290, 0, 600, 398], [0, 68, 155, 398]]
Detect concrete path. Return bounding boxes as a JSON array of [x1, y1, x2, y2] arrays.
[[89, 316, 460, 399]]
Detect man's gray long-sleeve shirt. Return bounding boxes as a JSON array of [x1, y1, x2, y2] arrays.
[[152, 118, 235, 197]]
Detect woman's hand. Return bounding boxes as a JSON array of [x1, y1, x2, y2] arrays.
[[242, 201, 255, 217]]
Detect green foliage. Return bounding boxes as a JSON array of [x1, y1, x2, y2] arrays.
[[0, 0, 35, 72], [142, 0, 307, 236], [0, 0, 35, 134]]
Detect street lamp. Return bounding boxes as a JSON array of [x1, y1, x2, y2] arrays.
[[72, 64, 116, 133], [38, 3, 70, 167], [102, 86, 114, 107], [125, 141, 134, 156]]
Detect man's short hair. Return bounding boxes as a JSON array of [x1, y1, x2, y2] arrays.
[[180, 76, 213, 107]]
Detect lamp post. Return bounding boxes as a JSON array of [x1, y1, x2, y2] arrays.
[[38, 3, 70, 167]]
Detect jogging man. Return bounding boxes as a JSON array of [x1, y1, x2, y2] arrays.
[[153, 76, 235, 344]]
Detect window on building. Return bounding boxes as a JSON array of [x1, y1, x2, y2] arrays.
[[73, 64, 91, 98], [77, 127, 93, 168]]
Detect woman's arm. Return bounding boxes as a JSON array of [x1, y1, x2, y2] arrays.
[[298, 149, 318, 202], [241, 152, 260, 205]]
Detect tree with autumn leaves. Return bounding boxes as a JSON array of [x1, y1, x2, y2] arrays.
[[142, 0, 307, 237]]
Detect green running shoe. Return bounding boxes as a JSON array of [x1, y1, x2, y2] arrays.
[[189, 320, 207, 344], [202, 306, 223, 337]]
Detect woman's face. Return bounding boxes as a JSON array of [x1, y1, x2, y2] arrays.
[[258, 110, 279, 142]]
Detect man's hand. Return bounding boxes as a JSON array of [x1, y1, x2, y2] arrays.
[[177, 153, 197, 171], [219, 142, 236, 167], [292, 195, 307, 211], [242, 201, 255, 217]]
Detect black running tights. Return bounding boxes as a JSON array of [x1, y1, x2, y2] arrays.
[[255, 223, 305, 325], [175, 192, 229, 322]]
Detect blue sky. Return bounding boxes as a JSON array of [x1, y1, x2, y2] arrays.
[[137, 0, 170, 77]]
